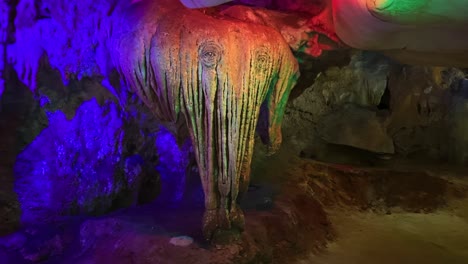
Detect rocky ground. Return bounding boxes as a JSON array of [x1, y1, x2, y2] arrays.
[[1, 146, 468, 263]]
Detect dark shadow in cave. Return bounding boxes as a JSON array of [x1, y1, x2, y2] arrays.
[[0, 66, 31, 236], [377, 77, 391, 110]]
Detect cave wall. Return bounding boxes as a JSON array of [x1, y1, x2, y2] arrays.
[[282, 51, 468, 165], [0, 0, 197, 231], [1, 0, 468, 236], [1, 60, 195, 227]]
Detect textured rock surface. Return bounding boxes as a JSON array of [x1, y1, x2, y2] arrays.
[[1, 59, 182, 225], [2, 0, 468, 248], [318, 104, 394, 154], [316, 51, 391, 107], [387, 67, 465, 161], [1, 2, 468, 262], [445, 79, 468, 165], [2, 0, 305, 239], [15, 98, 127, 222], [282, 51, 468, 164], [282, 51, 392, 158], [108, 0, 299, 238]]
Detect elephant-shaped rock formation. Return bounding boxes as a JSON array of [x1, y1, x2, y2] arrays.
[[108, 0, 299, 239]]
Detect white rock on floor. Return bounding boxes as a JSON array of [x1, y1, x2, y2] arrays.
[[169, 236, 194, 247]]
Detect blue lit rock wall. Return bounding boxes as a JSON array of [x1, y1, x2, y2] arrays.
[[0, 1, 6, 97], [8, 73, 193, 223], [14, 98, 125, 222], [6, 63, 198, 223], [155, 126, 191, 205], [0, 0, 195, 226]]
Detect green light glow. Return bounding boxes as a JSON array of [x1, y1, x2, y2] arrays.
[[369, 0, 468, 25]]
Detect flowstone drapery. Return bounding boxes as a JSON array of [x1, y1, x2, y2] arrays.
[[108, 0, 299, 238]]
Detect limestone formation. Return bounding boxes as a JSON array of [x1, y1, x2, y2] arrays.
[[187, 0, 468, 67], [108, 0, 299, 238], [318, 104, 394, 154], [8, 0, 468, 242]]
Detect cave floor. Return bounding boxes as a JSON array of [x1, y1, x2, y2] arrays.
[[1, 153, 468, 263], [304, 167, 468, 264], [302, 208, 468, 264], [268, 151, 468, 264]]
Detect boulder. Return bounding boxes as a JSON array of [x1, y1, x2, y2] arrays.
[[318, 104, 394, 154]]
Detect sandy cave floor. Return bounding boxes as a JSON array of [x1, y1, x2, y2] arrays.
[[296, 158, 468, 264], [301, 208, 468, 264]]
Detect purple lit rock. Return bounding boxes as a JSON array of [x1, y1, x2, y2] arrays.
[[155, 126, 191, 205], [14, 98, 126, 223], [12, 83, 194, 223]]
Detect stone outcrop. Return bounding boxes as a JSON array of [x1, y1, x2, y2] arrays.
[[318, 104, 394, 154]]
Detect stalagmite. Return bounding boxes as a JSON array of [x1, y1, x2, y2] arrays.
[[108, 0, 299, 239]]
